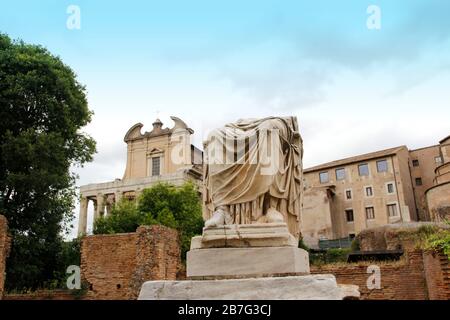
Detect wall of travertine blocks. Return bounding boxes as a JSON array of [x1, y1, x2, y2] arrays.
[[311, 250, 450, 300], [80, 225, 180, 300], [0, 215, 11, 300]]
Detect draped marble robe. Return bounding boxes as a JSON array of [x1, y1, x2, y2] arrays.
[[202, 116, 303, 239]]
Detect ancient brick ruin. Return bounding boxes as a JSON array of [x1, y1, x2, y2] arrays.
[[80, 225, 181, 300], [311, 250, 449, 300], [2, 219, 449, 300]]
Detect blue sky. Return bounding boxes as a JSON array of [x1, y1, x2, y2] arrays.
[[2, 1, 450, 236]]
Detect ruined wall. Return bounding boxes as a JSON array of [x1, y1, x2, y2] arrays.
[[311, 250, 449, 300], [311, 251, 427, 300], [0, 215, 11, 300], [423, 250, 450, 300], [356, 222, 449, 252], [81, 225, 180, 300]]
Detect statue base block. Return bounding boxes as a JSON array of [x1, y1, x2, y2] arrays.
[[138, 275, 360, 300], [138, 222, 360, 300], [190, 223, 297, 249], [187, 247, 310, 278]]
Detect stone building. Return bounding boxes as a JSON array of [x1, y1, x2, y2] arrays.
[[78, 116, 203, 236], [426, 136, 450, 222], [409, 143, 446, 221], [301, 136, 449, 248]]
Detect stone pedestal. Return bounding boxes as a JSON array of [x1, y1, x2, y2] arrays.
[[187, 223, 308, 279], [138, 223, 360, 300], [187, 247, 309, 278], [139, 275, 359, 300]]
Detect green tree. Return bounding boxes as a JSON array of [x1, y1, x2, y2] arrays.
[[93, 182, 204, 259], [94, 200, 142, 234], [0, 34, 96, 291]]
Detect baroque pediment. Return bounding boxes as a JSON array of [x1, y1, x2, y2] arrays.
[[123, 116, 194, 142]]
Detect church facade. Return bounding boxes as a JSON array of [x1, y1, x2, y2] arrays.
[[77, 117, 203, 235]]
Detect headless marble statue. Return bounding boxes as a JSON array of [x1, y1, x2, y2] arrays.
[[202, 116, 303, 240]]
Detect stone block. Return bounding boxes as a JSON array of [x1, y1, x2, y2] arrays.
[[186, 247, 309, 278], [138, 274, 357, 300], [190, 222, 297, 249]]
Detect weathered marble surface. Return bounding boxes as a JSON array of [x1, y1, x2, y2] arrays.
[[202, 116, 303, 239], [186, 247, 309, 278], [190, 222, 297, 249], [138, 275, 358, 300]]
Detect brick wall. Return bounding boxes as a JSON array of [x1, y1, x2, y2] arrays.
[[0, 215, 11, 300], [81, 225, 180, 300], [312, 250, 449, 300], [423, 250, 450, 300]]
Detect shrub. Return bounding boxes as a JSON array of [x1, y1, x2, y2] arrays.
[[425, 230, 450, 259], [423, 221, 450, 260]]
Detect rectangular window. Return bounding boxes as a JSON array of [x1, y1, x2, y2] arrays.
[[358, 163, 369, 176], [319, 171, 329, 184], [435, 156, 443, 164], [376, 159, 388, 173], [412, 159, 420, 167], [335, 168, 346, 181], [365, 186, 373, 197], [152, 157, 161, 176], [345, 209, 354, 222], [365, 207, 375, 220], [387, 183, 395, 194], [387, 204, 398, 217], [345, 190, 352, 200], [415, 177, 423, 186]]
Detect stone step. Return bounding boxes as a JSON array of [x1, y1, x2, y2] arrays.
[[138, 275, 360, 300]]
